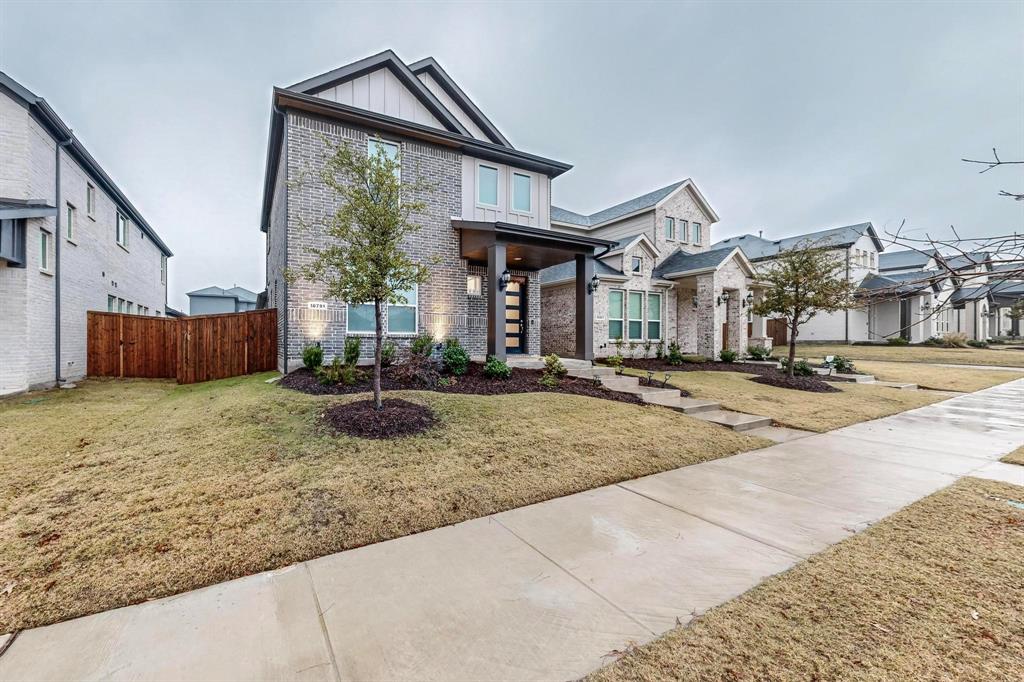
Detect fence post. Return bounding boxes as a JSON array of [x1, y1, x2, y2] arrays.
[[118, 314, 124, 378]]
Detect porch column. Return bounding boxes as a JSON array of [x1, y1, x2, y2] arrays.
[[575, 253, 594, 360], [487, 242, 507, 361], [749, 288, 771, 351]]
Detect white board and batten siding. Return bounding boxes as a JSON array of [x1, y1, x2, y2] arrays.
[[587, 212, 657, 244], [313, 67, 443, 129], [461, 156, 551, 229], [416, 72, 491, 141]]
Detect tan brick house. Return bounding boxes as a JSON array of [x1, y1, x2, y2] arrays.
[[541, 180, 762, 359]]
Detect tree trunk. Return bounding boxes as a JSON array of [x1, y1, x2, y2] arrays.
[[373, 299, 383, 410], [787, 320, 799, 377]]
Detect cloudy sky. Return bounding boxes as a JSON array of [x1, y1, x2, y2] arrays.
[[2, 1, 1021, 310]]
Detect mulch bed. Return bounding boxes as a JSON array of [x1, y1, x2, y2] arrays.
[[280, 362, 644, 405], [620, 358, 781, 377], [321, 398, 437, 439], [750, 373, 841, 393]]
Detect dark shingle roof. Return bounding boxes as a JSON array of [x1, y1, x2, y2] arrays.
[[879, 249, 993, 273], [551, 181, 687, 227], [857, 273, 935, 298], [712, 223, 881, 261], [949, 285, 991, 304], [540, 258, 624, 284], [652, 248, 737, 278]]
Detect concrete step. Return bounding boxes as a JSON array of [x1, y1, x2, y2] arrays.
[[601, 375, 638, 390], [644, 394, 721, 413], [635, 386, 684, 402], [872, 381, 918, 390], [692, 409, 772, 432], [812, 368, 875, 383], [568, 367, 616, 379]]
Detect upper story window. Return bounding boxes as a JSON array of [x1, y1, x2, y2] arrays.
[[512, 173, 531, 213], [368, 138, 400, 166], [66, 203, 76, 241], [692, 222, 702, 244], [478, 164, 498, 207], [631, 256, 642, 275], [107, 295, 115, 312], [679, 220, 689, 242], [116, 212, 129, 248], [39, 229, 51, 272], [870, 252, 876, 269], [86, 184, 96, 217], [160, 255, 167, 285], [664, 217, 675, 240]]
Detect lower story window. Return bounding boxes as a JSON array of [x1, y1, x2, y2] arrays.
[[467, 274, 482, 296], [347, 303, 376, 333], [388, 285, 418, 334], [627, 291, 643, 340], [608, 290, 624, 340], [647, 293, 662, 340], [39, 229, 51, 271]]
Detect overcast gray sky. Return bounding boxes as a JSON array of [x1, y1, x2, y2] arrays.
[[2, 1, 1022, 310]]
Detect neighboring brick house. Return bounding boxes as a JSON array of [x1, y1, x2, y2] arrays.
[[187, 285, 258, 315], [541, 180, 759, 359], [261, 51, 610, 371], [0, 72, 172, 395]]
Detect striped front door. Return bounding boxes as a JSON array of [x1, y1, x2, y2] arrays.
[[505, 279, 526, 354]]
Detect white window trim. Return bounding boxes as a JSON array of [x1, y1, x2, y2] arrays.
[[607, 288, 625, 341], [39, 228, 52, 274], [467, 274, 483, 296], [346, 302, 376, 335], [679, 220, 689, 243], [692, 222, 701, 244], [116, 211, 129, 250], [65, 203, 76, 242], [664, 217, 675, 241], [86, 183, 96, 219], [368, 137, 401, 182], [476, 162, 500, 209], [630, 255, 643, 275], [647, 292, 662, 341], [160, 255, 167, 285], [509, 171, 533, 216], [387, 284, 419, 336], [627, 291, 644, 341]]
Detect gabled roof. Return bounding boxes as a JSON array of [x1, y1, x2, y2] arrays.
[[287, 50, 469, 137], [878, 249, 932, 272], [407, 57, 511, 148], [653, 246, 755, 279], [187, 285, 259, 301], [539, 257, 626, 285], [712, 222, 882, 261], [552, 179, 720, 229], [879, 248, 993, 274], [949, 285, 992, 304], [0, 71, 172, 257], [857, 272, 937, 298], [602, 233, 659, 258]]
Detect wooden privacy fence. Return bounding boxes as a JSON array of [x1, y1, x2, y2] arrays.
[[87, 309, 277, 384]]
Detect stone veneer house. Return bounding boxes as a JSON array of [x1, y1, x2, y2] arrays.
[[541, 181, 762, 359], [0, 72, 172, 395], [261, 51, 611, 371]]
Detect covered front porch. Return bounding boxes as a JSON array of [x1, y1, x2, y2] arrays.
[[453, 220, 614, 362]]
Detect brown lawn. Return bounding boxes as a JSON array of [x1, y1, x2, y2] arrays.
[[1002, 445, 1024, 466], [0, 374, 766, 632], [588, 477, 1024, 681], [793, 342, 1024, 368], [850, 360, 1024, 392]]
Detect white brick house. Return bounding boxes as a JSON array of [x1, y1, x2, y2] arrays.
[[0, 72, 172, 395]]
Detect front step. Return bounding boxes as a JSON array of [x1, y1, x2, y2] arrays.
[[692, 409, 772, 432], [812, 368, 875, 383], [872, 381, 918, 390], [568, 366, 616, 379], [644, 393, 721, 414]]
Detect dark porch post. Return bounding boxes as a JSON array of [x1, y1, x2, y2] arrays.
[[487, 242, 507, 361], [575, 253, 594, 360]]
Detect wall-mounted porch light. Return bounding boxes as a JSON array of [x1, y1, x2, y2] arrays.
[[743, 291, 754, 308], [716, 291, 730, 307], [498, 269, 511, 290], [691, 295, 699, 310], [587, 274, 600, 295]]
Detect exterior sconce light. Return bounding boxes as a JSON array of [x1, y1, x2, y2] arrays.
[[922, 301, 932, 311], [716, 291, 730, 306], [587, 274, 600, 295], [691, 296, 699, 310], [498, 269, 511, 290], [743, 291, 754, 308]]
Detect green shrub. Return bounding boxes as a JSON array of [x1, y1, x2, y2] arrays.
[[922, 336, 942, 346], [942, 332, 968, 348], [719, 349, 738, 363], [437, 376, 457, 388], [667, 341, 684, 365], [302, 344, 323, 370], [605, 354, 624, 368], [747, 345, 771, 361], [887, 336, 909, 346], [381, 340, 397, 367], [440, 338, 470, 375], [343, 336, 361, 366], [316, 356, 364, 386], [781, 357, 814, 377], [538, 373, 559, 388], [539, 353, 567, 387], [967, 339, 989, 348], [410, 333, 435, 357], [655, 341, 665, 360], [483, 355, 512, 379], [680, 354, 709, 364], [832, 355, 855, 373]]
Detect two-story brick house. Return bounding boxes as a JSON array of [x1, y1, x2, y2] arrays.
[[262, 51, 611, 372], [0, 72, 172, 395], [541, 180, 759, 359]]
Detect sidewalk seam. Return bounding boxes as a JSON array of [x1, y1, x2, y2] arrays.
[[304, 562, 343, 682], [490, 517, 657, 637]]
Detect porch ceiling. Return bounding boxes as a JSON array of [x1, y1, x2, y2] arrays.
[[453, 220, 615, 271]]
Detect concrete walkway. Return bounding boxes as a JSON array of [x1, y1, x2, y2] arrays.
[[2, 382, 1022, 682]]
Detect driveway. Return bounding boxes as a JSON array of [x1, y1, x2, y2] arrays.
[[1, 380, 1022, 681]]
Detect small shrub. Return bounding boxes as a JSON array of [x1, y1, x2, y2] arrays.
[[605, 354, 624, 368], [922, 336, 942, 346], [436, 376, 457, 388], [391, 353, 440, 388], [887, 336, 909, 346], [538, 373, 560, 388], [483, 355, 512, 379], [942, 332, 969, 348], [380, 340, 397, 367], [967, 339, 989, 348], [613, 337, 625, 356], [655, 341, 665, 360], [316, 356, 364, 386], [719, 349, 738, 363], [781, 357, 814, 377], [343, 336, 361, 367], [642, 340, 652, 359], [440, 338, 470, 375], [628, 341, 638, 358], [831, 355, 855, 373], [302, 344, 323, 370], [410, 333, 435, 357], [747, 345, 771, 361], [539, 353, 567, 387], [667, 341, 684, 365], [680, 354, 709, 364]]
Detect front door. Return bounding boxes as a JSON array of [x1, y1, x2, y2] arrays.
[[505, 278, 526, 354], [899, 299, 911, 340]]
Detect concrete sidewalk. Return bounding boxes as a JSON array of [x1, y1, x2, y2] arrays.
[[2, 381, 1022, 682]]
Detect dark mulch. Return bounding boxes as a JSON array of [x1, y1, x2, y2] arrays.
[[320, 398, 437, 439], [620, 358, 781, 377], [280, 362, 644, 405], [749, 373, 841, 393]]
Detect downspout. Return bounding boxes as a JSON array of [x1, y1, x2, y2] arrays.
[[844, 246, 850, 343], [274, 104, 289, 374], [55, 134, 74, 384]]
